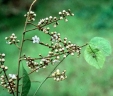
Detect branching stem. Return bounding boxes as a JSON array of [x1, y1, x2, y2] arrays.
[[16, 0, 37, 96]]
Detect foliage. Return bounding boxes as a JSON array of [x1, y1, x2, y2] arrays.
[[0, 0, 112, 94], [84, 37, 112, 69], [21, 66, 31, 96]]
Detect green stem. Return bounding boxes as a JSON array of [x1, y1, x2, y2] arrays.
[[16, 28, 26, 96]]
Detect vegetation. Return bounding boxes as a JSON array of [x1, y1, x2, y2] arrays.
[[0, 0, 113, 96]]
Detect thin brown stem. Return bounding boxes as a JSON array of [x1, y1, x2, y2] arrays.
[[24, 27, 38, 33], [28, 22, 38, 27], [14, 43, 20, 50], [34, 51, 69, 60], [80, 43, 88, 48]]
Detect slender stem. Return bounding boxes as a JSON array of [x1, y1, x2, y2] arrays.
[[24, 27, 38, 33], [19, 50, 68, 63], [33, 54, 69, 96], [80, 43, 88, 48], [28, 22, 38, 27], [16, 32, 25, 96], [16, 1, 37, 96], [34, 51, 69, 60], [14, 43, 20, 50]]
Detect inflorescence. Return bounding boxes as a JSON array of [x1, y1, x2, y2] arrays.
[[5, 33, 20, 45], [0, 9, 84, 95], [20, 9, 81, 80], [51, 69, 67, 81], [22, 9, 80, 79], [24, 11, 36, 22], [0, 53, 17, 94]]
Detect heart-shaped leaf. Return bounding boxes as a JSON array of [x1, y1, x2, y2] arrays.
[[84, 45, 105, 69], [89, 37, 112, 56]]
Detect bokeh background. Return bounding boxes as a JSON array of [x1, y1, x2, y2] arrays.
[[0, 0, 113, 96]]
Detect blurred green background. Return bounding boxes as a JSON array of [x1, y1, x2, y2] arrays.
[[0, 0, 113, 96]]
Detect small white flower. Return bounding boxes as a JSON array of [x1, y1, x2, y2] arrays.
[[72, 13, 74, 16], [65, 19, 68, 22], [63, 55, 66, 58], [32, 35, 40, 43], [60, 75, 64, 80], [2, 53, 5, 57], [9, 74, 17, 79], [59, 12, 62, 15], [63, 10, 66, 12], [5, 37, 8, 40], [56, 69, 60, 74], [56, 78, 60, 81], [60, 17, 63, 20], [52, 73, 55, 77], [51, 34, 58, 42], [41, 58, 46, 62], [53, 24, 57, 27], [49, 16, 52, 19]]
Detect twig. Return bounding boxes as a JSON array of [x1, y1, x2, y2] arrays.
[[14, 43, 20, 50], [80, 43, 88, 48], [24, 27, 38, 33]]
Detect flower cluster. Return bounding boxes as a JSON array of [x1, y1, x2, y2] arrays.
[[62, 38, 81, 56], [51, 32, 60, 42], [29, 27, 81, 72], [37, 9, 74, 29], [24, 56, 40, 72], [59, 9, 74, 22], [38, 16, 59, 28], [0, 74, 17, 94], [0, 53, 8, 72], [39, 58, 51, 68], [24, 54, 60, 72], [0, 53, 5, 64], [0, 65, 8, 71], [5, 33, 20, 45], [51, 69, 67, 81], [32, 10, 81, 58], [24, 11, 36, 22], [0, 53, 16, 94], [47, 32, 81, 57]]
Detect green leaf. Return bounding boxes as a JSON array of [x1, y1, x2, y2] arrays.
[[21, 66, 31, 96], [84, 45, 105, 69], [89, 37, 112, 56]]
